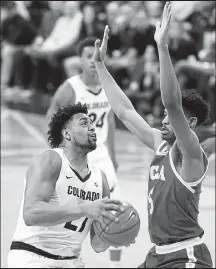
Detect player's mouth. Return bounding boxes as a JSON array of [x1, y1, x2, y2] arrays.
[[89, 133, 97, 141], [161, 126, 169, 135]]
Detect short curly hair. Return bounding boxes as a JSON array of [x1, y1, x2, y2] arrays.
[[76, 37, 97, 56], [47, 102, 88, 148], [181, 89, 210, 125]]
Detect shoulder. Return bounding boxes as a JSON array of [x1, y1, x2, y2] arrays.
[[57, 80, 75, 95], [52, 80, 76, 104], [152, 128, 163, 151], [27, 150, 62, 178]]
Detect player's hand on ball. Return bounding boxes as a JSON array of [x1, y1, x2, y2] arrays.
[[93, 25, 109, 63], [84, 197, 124, 225], [154, 2, 172, 46]]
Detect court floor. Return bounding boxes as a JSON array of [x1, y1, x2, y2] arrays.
[[1, 107, 215, 268]]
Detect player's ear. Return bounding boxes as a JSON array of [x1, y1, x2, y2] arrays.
[[189, 117, 197, 129], [62, 129, 71, 140]]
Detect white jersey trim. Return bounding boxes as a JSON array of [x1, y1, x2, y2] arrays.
[[156, 140, 168, 156], [169, 149, 195, 193], [186, 246, 197, 268], [169, 147, 208, 194], [155, 236, 203, 254], [187, 147, 209, 187]]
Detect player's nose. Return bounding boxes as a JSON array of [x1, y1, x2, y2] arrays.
[[89, 124, 95, 132], [162, 117, 168, 125]]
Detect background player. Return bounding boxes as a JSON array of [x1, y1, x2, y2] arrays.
[[92, 3, 213, 268], [46, 37, 123, 267], [8, 103, 124, 268]]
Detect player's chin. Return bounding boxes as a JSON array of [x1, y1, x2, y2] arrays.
[[161, 132, 168, 140], [88, 142, 97, 150]]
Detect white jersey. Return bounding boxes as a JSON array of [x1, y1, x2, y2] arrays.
[[67, 75, 112, 147], [12, 148, 103, 258]]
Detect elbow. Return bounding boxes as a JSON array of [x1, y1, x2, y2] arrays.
[[117, 104, 133, 120]]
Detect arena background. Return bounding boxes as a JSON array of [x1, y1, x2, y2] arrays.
[[1, 1, 215, 268]]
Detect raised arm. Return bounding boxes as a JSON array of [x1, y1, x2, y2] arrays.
[[46, 81, 75, 124], [23, 150, 123, 227], [154, 2, 202, 159], [105, 110, 118, 171], [93, 26, 162, 151]]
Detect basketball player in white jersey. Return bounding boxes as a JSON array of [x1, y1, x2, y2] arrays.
[[8, 103, 125, 268], [46, 37, 123, 267]]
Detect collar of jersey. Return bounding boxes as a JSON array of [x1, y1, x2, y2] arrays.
[[69, 165, 91, 183]]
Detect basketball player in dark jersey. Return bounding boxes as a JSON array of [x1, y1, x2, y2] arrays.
[[92, 2, 213, 268]]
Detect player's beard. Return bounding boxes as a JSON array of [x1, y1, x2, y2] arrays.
[[75, 137, 96, 151], [162, 132, 176, 145]]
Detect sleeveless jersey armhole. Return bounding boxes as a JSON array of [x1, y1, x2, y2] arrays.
[[168, 147, 209, 193]]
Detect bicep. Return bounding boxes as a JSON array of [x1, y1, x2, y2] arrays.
[[101, 171, 110, 198], [166, 105, 202, 158], [24, 151, 62, 209], [120, 108, 162, 151], [46, 81, 75, 122]]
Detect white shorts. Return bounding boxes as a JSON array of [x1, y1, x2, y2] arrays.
[[7, 250, 85, 268], [88, 144, 121, 199]]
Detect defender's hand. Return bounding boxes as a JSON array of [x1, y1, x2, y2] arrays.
[[93, 25, 109, 63], [154, 2, 172, 46]]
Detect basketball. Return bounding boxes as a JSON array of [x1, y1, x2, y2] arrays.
[[93, 201, 140, 247]]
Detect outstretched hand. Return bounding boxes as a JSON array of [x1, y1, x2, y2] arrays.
[[93, 25, 109, 63], [154, 2, 172, 46]]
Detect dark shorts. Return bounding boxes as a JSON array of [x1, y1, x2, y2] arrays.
[[138, 242, 213, 268]]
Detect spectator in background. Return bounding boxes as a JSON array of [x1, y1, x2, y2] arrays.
[[26, 1, 83, 93], [105, 2, 139, 88], [62, 1, 124, 79], [103, 2, 121, 55], [79, 4, 104, 39], [15, 1, 49, 29], [63, 3, 105, 78], [168, 19, 198, 63], [1, 1, 38, 98], [130, 9, 156, 57], [144, 1, 164, 24], [175, 37, 215, 123], [37, 1, 63, 40], [124, 45, 161, 126]]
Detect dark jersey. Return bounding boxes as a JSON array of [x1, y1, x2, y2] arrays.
[[148, 141, 208, 245]]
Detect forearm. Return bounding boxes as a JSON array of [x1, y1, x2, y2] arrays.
[[24, 201, 88, 226], [95, 62, 134, 117], [106, 117, 117, 166], [157, 44, 182, 107]]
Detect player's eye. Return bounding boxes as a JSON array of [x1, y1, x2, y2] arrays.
[[81, 121, 88, 126]]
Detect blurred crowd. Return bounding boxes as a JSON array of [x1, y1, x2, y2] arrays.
[[1, 1, 215, 126]]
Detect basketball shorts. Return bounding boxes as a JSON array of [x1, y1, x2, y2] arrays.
[[8, 249, 85, 268], [88, 144, 121, 199], [138, 237, 213, 268]]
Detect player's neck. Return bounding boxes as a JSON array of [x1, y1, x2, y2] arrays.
[[81, 72, 100, 88], [61, 146, 89, 173], [166, 137, 176, 149]]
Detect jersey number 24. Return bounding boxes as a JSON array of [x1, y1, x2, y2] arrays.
[[88, 112, 106, 128]]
